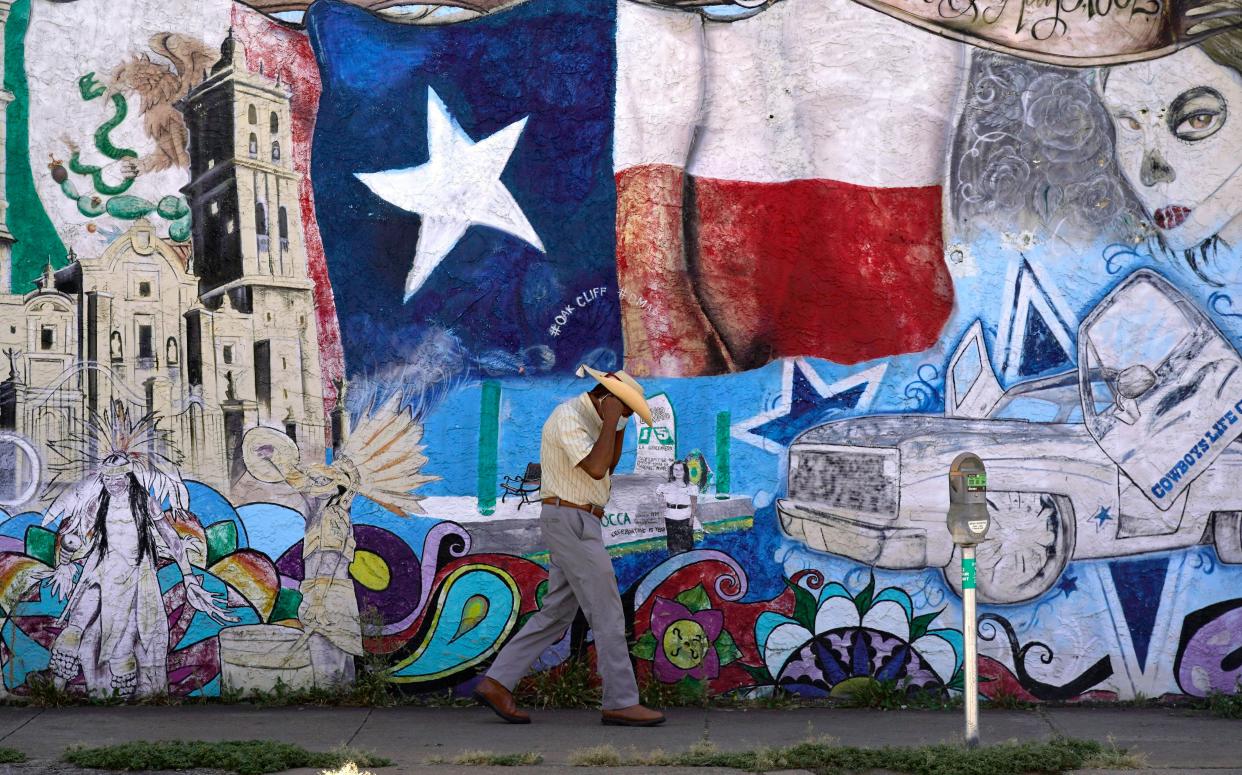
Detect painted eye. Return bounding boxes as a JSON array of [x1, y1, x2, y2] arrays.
[[1175, 110, 1223, 140], [1169, 87, 1227, 141], [1121, 116, 1141, 131]]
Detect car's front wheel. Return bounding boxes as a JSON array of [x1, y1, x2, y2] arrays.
[[943, 491, 1076, 605], [1212, 511, 1242, 564]]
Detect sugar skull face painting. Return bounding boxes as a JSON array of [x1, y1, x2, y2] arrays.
[[1100, 37, 1242, 255]]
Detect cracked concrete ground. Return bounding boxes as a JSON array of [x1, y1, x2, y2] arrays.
[[0, 706, 1233, 773]]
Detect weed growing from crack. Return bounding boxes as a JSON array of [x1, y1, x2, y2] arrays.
[[446, 750, 543, 766], [1204, 687, 1242, 719], [984, 686, 1036, 710], [839, 678, 959, 711], [514, 656, 601, 709]]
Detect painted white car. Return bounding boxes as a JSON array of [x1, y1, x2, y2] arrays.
[[777, 269, 1242, 604]]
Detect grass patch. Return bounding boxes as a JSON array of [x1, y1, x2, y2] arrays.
[[0, 747, 24, 763], [567, 737, 1131, 774], [568, 745, 625, 766], [837, 678, 960, 711], [427, 750, 542, 766], [1204, 689, 1242, 719], [1081, 740, 1147, 770], [62, 740, 390, 775], [321, 765, 377, 775], [983, 687, 1036, 710], [514, 657, 601, 709], [25, 675, 87, 708], [639, 676, 709, 708]]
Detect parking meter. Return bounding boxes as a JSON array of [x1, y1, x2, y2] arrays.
[[947, 452, 987, 748], [947, 453, 990, 545]]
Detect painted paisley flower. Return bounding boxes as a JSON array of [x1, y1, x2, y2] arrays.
[[756, 576, 963, 698]]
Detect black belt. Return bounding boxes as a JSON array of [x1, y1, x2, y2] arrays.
[[543, 497, 605, 518], [666, 504, 690, 509]]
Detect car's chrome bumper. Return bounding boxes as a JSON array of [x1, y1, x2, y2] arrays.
[[776, 498, 929, 568]]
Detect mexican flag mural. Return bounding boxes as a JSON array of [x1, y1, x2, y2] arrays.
[[10, 0, 231, 291], [7, 0, 342, 395]]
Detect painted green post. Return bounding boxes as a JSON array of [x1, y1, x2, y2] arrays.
[[477, 380, 501, 516], [715, 411, 730, 499]]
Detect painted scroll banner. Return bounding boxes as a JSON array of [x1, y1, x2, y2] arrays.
[[766, 0, 1237, 67], [237, 0, 1242, 74], [623, 0, 1242, 68]]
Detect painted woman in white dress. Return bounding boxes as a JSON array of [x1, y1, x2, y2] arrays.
[[657, 460, 698, 556]]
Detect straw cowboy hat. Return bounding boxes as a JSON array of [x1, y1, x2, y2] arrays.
[[576, 365, 654, 427]]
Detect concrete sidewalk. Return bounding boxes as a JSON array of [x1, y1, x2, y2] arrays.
[[0, 705, 1234, 774]]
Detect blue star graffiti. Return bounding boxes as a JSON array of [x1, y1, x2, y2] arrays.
[[732, 360, 886, 453], [1056, 573, 1079, 598]]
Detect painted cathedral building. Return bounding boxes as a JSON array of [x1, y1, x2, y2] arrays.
[[0, 28, 330, 503]]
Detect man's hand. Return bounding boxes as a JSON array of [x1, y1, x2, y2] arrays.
[[599, 393, 625, 421], [579, 392, 628, 480]]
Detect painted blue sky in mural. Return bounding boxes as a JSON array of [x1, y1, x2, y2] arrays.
[[307, 0, 619, 380]]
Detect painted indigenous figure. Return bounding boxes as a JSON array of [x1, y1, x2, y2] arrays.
[[38, 406, 235, 697], [242, 395, 435, 687]]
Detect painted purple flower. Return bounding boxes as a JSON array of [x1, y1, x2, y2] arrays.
[[650, 597, 724, 682]]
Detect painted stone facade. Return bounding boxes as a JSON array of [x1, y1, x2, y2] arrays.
[[0, 0, 1238, 704]]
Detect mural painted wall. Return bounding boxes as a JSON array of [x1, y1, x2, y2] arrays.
[[0, 0, 1238, 704]]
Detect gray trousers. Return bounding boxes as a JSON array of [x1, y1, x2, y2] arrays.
[[485, 503, 639, 709]]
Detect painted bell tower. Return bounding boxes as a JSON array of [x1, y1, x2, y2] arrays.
[[178, 30, 325, 464]]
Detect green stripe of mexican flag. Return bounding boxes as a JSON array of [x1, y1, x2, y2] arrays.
[[6, 0, 64, 293], [6, 0, 230, 293]]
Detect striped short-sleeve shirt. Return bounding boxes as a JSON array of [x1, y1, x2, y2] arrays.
[[539, 393, 610, 507]]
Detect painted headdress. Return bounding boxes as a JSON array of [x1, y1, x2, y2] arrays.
[[340, 393, 438, 515], [43, 401, 188, 526], [242, 393, 437, 517]]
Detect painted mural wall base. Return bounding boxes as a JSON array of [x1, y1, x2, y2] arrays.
[[219, 625, 316, 694]]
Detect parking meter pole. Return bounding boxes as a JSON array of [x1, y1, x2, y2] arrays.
[[962, 544, 979, 749], [947, 452, 989, 751]]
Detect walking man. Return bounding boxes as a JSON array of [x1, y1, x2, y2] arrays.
[[473, 366, 667, 726]]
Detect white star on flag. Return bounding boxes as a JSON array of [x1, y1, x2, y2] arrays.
[[355, 87, 545, 301]]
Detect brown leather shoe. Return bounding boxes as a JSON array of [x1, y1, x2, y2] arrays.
[[601, 704, 666, 727], [472, 677, 530, 724]]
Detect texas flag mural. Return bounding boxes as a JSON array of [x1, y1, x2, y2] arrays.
[[307, 0, 621, 383], [616, 0, 963, 377], [308, 0, 963, 385]]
